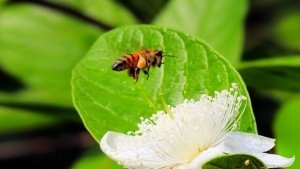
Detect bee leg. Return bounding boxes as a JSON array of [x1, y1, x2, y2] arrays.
[[143, 66, 150, 79], [143, 70, 149, 79], [134, 68, 140, 82], [128, 68, 135, 79]]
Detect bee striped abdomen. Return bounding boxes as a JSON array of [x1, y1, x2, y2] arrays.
[[112, 56, 128, 71], [127, 54, 137, 66], [112, 58, 128, 71]]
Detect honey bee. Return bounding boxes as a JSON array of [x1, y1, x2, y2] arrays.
[[112, 49, 164, 82]]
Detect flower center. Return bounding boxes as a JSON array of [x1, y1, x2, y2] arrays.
[[186, 147, 206, 163], [129, 84, 246, 168]]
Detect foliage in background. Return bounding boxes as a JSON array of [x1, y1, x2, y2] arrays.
[[238, 56, 300, 92], [52, 0, 138, 26], [154, 0, 248, 65], [272, 11, 300, 50], [0, 4, 101, 107], [72, 148, 124, 169], [274, 95, 300, 169], [0, 106, 58, 132]]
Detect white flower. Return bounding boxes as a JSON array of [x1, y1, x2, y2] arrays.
[[100, 84, 294, 169]]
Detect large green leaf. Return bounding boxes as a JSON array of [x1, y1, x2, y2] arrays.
[[72, 25, 256, 140], [0, 4, 101, 107], [203, 154, 267, 169], [0, 106, 58, 132], [51, 0, 138, 26], [153, 0, 248, 65], [274, 95, 300, 169], [238, 56, 300, 91]]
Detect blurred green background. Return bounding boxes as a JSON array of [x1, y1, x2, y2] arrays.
[[0, 0, 299, 168]]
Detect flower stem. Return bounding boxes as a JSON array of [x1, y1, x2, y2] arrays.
[[159, 95, 174, 119]]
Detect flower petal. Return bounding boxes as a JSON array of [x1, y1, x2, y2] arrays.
[[100, 131, 176, 169], [252, 153, 295, 168], [222, 132, 294, 168], [224, 131, 275, 153], [188, 143, 228, 169]]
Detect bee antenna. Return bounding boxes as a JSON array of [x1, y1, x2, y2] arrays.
[[163, 54, 176, 58]]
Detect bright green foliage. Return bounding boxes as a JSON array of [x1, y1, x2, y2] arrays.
[[0, 106, 58, 132], [273, 12, 300, 50], [72, 150, 124, 169], [154, 0, 248, 65], [0, 4, 101, 107], [52, 0, 138, 26], [238, 56, 300, 92], [274, 96, 300, 169], [72, 25, 256, 141], [0, 0, 5, 6], [121, 0, 168, 22], [203, 154, 267, 169]]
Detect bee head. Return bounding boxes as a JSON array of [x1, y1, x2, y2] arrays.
[[153, 49, 163, 67], [154, 49, 163, 57]]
